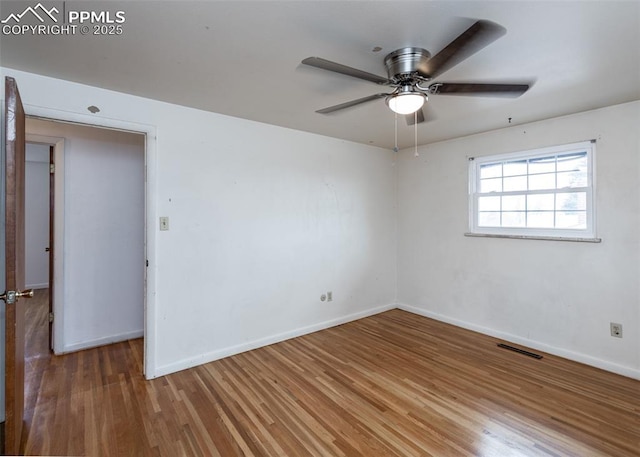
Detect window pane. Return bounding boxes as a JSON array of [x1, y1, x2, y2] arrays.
[[527, 193, 554, 211], [528, 156, 556, 174], [502, 211, 525, 227], [556, 211, 587, 229], [527, 211, 554, 228], [557, 170, 587, 188], [480, 163, 502, 179], [480, 177, 502, 193], [503, 160, 527, 177], [470, 141, 593, 237], [478, 196, 500, 211], [556, 192, 586, 211], [502, 195, 525, 211], [529, 173, 556, 190], [503, 176, 527, 192], [478, 212, 501, 227], [557, 152, 587, 172]]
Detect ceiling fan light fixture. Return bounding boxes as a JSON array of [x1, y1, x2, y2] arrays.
[[386, 92, 425, 115]]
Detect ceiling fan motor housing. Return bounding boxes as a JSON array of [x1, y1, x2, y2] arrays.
[[384, 47, 431, 83]]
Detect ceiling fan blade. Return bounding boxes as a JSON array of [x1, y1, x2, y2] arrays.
[[430, 82, 530, 97], [424, 20, 506, 79], [405, 108, 425, 125], [302, 57, 391, 85], [316, 93, 389, 114]]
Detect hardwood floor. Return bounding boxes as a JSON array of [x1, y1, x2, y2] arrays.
[[22, 292, 640, 456]]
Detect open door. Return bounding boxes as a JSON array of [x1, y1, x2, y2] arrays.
[[3, 76, 33, 454]]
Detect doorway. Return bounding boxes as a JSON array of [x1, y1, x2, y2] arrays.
[[23, 142, 53, 371], [25, 143, 50, 294], [3, 78, 157, 452], [25, 119, 146, 360]]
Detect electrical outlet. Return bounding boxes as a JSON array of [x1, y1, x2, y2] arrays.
[[610, 322, 623, 338], [327, 291, 333, 302], [320, 294, 326, 302]]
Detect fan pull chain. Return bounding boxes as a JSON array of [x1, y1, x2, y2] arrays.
[[414, 111, 419, 157], [393, 113, 399, 153]]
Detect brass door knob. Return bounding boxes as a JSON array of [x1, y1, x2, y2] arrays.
[[16, 289, 34, 299]]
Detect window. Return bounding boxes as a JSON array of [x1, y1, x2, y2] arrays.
[[468, 141, 596, 240]]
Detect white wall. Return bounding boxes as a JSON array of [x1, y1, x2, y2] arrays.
[[157, 126, 397, 374], [0, 67, 398, 377], [25, 143, 50, 289], [26, 119, 145, 352], [397, 101, 640, 379]]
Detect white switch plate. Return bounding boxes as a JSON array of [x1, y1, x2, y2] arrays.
[[159, 217, 169, 231]]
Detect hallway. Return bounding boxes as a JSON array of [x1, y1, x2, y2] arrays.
[[21, 288, 145, 454]]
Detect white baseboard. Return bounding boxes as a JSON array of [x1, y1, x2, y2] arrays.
[[153, 303, 396, 378], [397, 302, 640, 380], [60, 329, 143, 354], [26, 282, 48, 290]]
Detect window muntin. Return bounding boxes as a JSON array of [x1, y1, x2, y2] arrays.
[[469, 142, 595, 239]]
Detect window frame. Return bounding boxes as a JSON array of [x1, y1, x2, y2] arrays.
[[468, 141, 597, 240]]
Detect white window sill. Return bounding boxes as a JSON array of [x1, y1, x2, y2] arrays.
[[464, 232, 602, 243]]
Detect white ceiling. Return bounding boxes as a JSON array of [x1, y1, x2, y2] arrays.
[[1, 1, 639, 150]]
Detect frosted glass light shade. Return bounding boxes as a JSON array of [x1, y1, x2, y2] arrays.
[[386, 93, 425, 115]]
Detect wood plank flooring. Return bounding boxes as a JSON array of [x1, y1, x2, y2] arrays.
[[22, 291, 640, 456]]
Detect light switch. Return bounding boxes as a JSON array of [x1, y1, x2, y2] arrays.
[[159, 217, 169, 231]]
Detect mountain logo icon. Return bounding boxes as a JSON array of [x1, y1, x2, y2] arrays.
[[1, 3, 59, 24]]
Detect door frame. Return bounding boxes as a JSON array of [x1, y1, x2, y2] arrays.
[[24, 107, 157, 379], [48, 144, 54, 350]]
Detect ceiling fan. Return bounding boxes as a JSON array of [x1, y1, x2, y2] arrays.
[[302, 20, 530, 125]]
